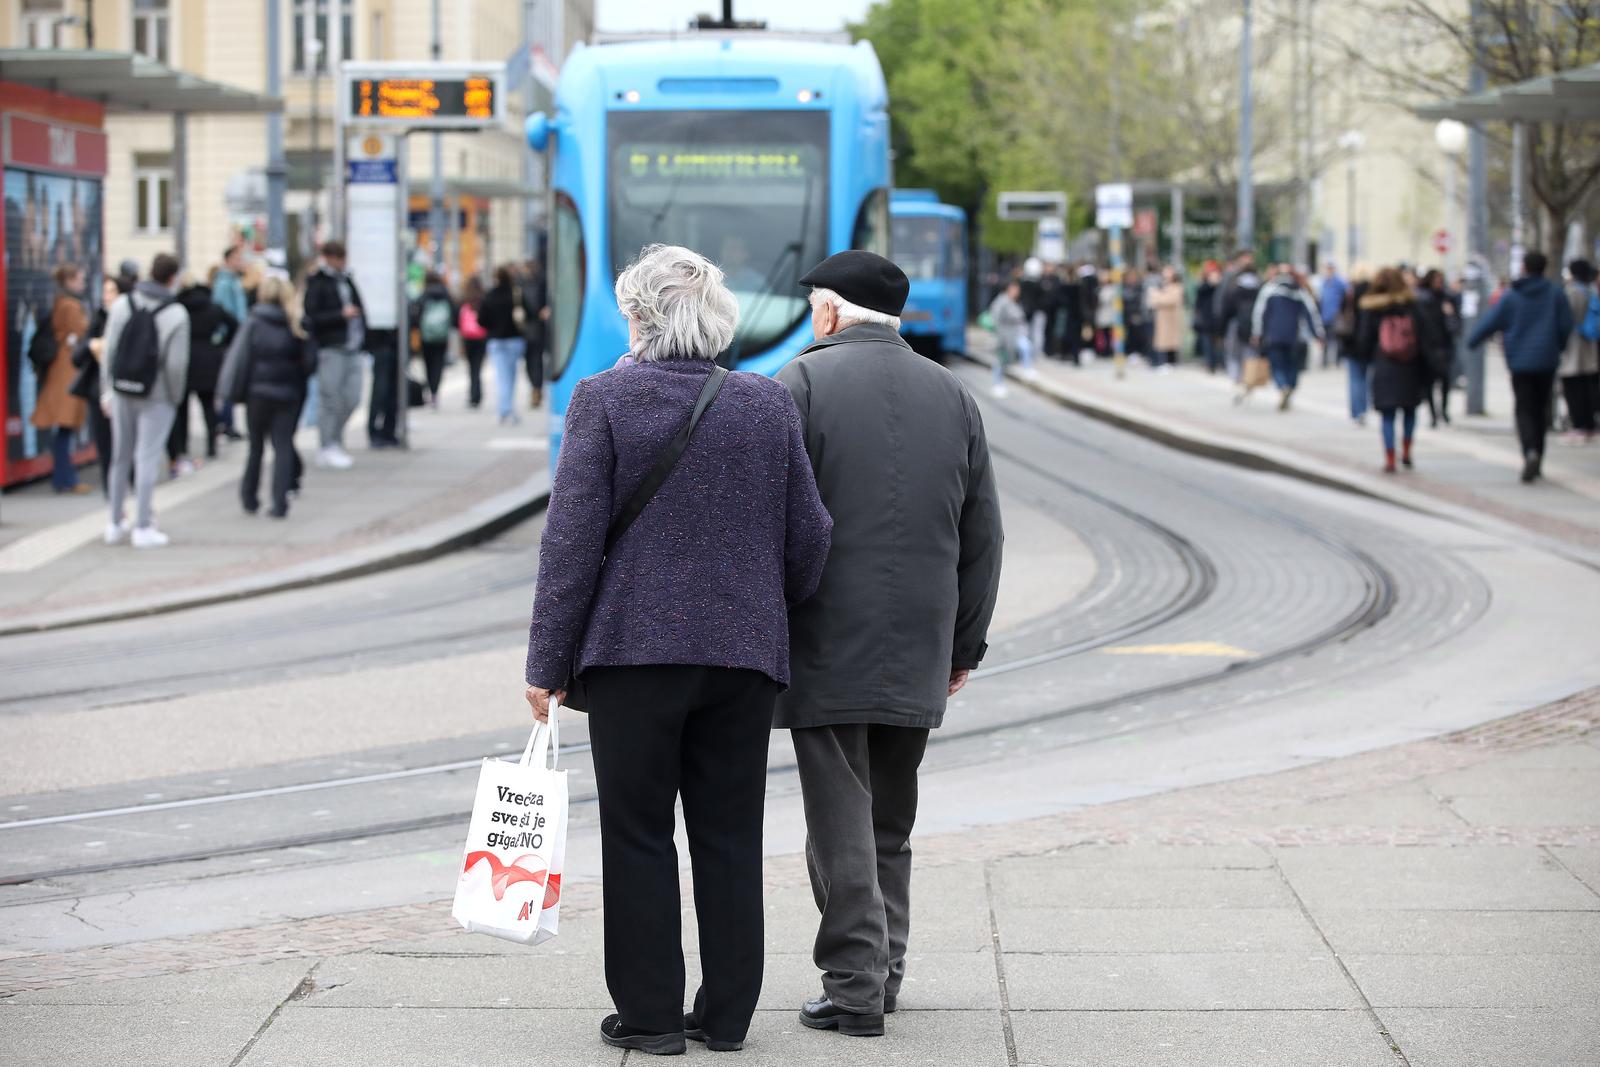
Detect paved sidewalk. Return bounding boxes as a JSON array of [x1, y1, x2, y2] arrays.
[[0, 371, 549, 633], [975, 337, 1600, 560], [3, 690, 1595, 1066]]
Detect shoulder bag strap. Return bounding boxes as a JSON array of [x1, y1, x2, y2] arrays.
[[604, 364, 728, 557]]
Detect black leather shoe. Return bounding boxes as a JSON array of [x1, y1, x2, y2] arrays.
[[683, 1012, 744, 1051], [799, 996, 885, 1037], [599, 1014, 685, 1055]]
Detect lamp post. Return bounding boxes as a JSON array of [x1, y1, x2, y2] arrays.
[[1434, 119, 1466, 277], [1337, 129, 1363, 265], [1236, 0, 1254, 252]]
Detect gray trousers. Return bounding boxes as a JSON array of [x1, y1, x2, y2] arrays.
[[792, 723, 930, 1014], [316, 347, 364, 448], [108, 394, 177, 530]]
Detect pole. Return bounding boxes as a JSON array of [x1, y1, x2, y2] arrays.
[[1290, 0, 1307, 267], [329, 0, 345, 240], [1509, 121, 1526, 274], [306, 0, 322, 258], [265, 0, 287, 263], [523, 0, 540, 264], [172, 112, 188, 267], [1110, 225, 1126, 379], [1462, 0, 1487, 416], [1345, 149, 1357, 264], [1236, 0, 1254, 251], [1170, 185, 1184, 267], [429, 0, 446, 273], [396, 136, 411, 448], [1443, 162, 1457, 278], [83, 0, 94, 47]]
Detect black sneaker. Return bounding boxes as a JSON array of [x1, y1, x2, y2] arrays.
[[683, 1012, 744, 1052], [799, 995, 885, 1037], [1521, 452, 1540, 483], [599, 1015, 685, 1056]]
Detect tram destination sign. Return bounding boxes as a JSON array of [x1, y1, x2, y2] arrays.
[[342, 63, 505, 130]]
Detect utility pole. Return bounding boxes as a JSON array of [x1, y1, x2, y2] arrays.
[[329, 0, 345, 240], [1290, 0, 1308, 267], [429, 0, 447, 273], [265, 0, 287, 264], [305, 1, 322, 258], [1236, 0, 1254, 251], [83, 0, 95, 48], [1463, 0, 1489, 416]]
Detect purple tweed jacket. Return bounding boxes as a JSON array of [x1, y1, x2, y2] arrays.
[[524, 358, 832, 692]]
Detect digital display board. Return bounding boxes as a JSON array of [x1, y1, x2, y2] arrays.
[[345, 71, 502, 128], [624, 149, 809, 181]]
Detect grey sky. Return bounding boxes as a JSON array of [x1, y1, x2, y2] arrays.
[[596, 0, 873, 35]]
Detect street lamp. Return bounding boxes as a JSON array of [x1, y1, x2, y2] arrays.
[[1337, 130, 1363, 265], [1435, 119, 1467, 277]]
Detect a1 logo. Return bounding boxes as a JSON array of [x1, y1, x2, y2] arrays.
[[517, 900, 533, 921]]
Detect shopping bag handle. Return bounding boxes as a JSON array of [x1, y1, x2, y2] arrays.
[[519, 698, 562, 771]]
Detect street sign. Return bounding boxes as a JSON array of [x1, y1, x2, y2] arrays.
[[1433, 229, 1451, 256], [345, 133, 402, 330], [999, 190, 1067, 222], [1095, 183, 1133, 229], [1035, 217, 1066, 262], [342, 63, 506, 130]]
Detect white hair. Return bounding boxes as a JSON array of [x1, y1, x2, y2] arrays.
[[614, 244, 739, 362], [808, 287, 901, 331]]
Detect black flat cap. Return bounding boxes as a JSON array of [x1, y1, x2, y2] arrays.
[[799, 250, 909, 317]]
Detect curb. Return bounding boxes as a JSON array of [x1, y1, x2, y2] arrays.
[[959, 344, 1600, 574], [0, 474, 551, 637]]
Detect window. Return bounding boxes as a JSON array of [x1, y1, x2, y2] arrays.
[[946, 217, 967, 277], [21, 0, 66, 48], [293, 0, 354, 75], [852, 187, 890, 257], [891, 215, 945, 281], [608, 110, 830, 362], [548, 192, 584, 382], [135, 167, 172, 234], [133, 0, 171, 64]]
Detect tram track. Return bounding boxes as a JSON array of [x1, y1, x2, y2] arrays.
[[0, 385, 1419, 889]]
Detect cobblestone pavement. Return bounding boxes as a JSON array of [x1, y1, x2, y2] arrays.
[[3, 688, 1596, 1066]]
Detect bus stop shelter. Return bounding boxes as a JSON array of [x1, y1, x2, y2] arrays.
[[1414, 60, 1600, 123]]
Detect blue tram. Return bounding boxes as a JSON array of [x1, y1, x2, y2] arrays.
[[526, 35, 891, 460], [890, 189, 967, 357]]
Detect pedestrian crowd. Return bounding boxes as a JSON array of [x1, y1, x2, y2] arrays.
[[981, 245, 1596, 482], [25, 241, 554, 546]]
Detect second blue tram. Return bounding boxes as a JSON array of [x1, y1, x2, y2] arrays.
[[527, 35, 892, 460], [890, 189, 967, 357]]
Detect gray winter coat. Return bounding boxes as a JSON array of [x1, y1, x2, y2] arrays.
[[775, 323, 1004, 730]]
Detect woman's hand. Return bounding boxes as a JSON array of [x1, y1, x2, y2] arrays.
[[524, 685, 565, 723]]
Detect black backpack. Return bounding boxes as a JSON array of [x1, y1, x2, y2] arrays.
[[26, 307, 56, 377], [109, 294, 173, 397]]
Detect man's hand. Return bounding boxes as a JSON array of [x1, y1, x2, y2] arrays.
[[342, 304, 360, 319], [524, 685, 565, 722], [948, 669, 971, 697]]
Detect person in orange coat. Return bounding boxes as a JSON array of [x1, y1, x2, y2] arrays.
[[32, 264, 91, 494]]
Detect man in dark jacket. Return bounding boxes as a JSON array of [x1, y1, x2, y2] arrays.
[[301, 240, 368, 465], [776, 250, 1005, 1038], [1467, 250, 1574, 482]]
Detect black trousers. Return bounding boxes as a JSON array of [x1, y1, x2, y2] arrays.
[[367, 334, 399, 444], [583, 664, 779, 1042], [1511, 370, 1557, 460], [523, 330, 545, 396], [419, 342, 447, 398], [1562, 372, 1599, 433], [167, 388, 219, 460], [242, 394, 299, 513], [462, 338, 486, 407], [791, 723, 930, 1013], [86, 399, 114, 494]]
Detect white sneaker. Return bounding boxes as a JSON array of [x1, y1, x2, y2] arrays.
[[104, 519, 131, 545], [990, 383, 1010, 399], [131, 525, 170, 549], [316, 446, 354, 470], [1021, 367, 1041, 383]]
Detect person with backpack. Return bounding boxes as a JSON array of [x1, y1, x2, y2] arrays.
[[1357, 267, 1428, 474], [30, 264, 92, 494], [411, 271, 455, 409], [1466, 251, 1575, 482], [101, 252, 190, 547], [458, 275, 489, 408], [1251, 262, 1324, 410], [218, 276, 313, 518]]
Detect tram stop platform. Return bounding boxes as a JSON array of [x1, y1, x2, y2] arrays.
[[0, 375, 550, 636], [971, 334, 1600, 569]]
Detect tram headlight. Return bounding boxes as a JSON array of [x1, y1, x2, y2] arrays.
[[797, 89, 814, 103], [624, 89, 641, 103]]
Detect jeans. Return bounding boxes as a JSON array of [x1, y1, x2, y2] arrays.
[[50, 426, 79, 490], [1347, 358, 1371, 419], [1379, 405, 1417, 451], [488, 336, 525, 418], [1511, 370, 1557, 460], [994, 336, 1032, 385], [316, 347, 364, 449], [242, 393, 300, 514], [108, 395, 177, 529], [1266, 342, 1300, 391]]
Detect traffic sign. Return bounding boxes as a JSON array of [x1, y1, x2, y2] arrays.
[[1095, 183, 1133, 229], [1433, 229, 1451, 256], [999, 190, 1067, 222]]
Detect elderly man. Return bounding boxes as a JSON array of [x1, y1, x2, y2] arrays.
[[776, 250, 1005, 1038]]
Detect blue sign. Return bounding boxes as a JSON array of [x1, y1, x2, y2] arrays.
[[347, 158, 397, 184]]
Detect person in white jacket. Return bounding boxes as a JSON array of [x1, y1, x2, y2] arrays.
[[101, 252, 191, 548]]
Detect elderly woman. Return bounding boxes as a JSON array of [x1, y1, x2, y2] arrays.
[[523, 244, 832, 1056]]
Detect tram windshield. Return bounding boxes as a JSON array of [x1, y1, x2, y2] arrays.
[[891, 215, 946, 280], [609, 110, 829, 360]]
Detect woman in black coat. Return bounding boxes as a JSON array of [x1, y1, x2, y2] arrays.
[[1415, 269, 1458, 427], [1357, 267, 1428, 473], [220, 276, 311, 517], [171, 278, 239, 464]]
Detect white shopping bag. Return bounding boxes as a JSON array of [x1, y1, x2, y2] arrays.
[[452, 704, 568, 945]]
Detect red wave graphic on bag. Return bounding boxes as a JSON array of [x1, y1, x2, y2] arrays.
[[462, 851, 562, 909]]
